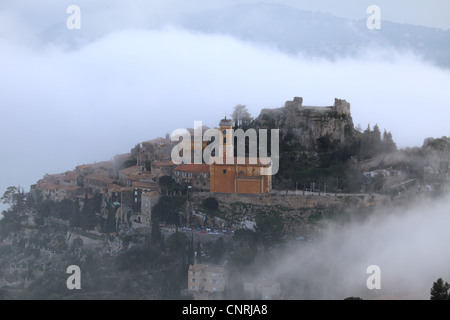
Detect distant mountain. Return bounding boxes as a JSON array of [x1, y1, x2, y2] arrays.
[[180, 2, 450, 68]]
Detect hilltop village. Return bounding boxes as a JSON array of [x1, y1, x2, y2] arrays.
[[1, 97, 449, 299], [28, 97, 449, 235], [29, 117, 273, 234]]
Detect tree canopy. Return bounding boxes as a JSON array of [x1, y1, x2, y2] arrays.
[[232, 104, 253, 128], [430, 278, 450, 300]]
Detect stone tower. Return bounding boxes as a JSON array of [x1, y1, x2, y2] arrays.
[[219, 117, 233, 159]]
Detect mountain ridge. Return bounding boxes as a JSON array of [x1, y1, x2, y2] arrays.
[[180, 2, 450, 67]]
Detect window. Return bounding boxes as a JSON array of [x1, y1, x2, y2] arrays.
[[191, 278, 197, 283], [223, 170, 226, 174], [203, 173, 207, 178]]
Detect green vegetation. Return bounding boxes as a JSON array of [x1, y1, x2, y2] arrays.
[[152, 195, 187, 226], [254, 211, 284, 249], [430, 278, 450, 300], [203, 197, 219, 211]]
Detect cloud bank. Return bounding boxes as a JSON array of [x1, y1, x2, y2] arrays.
[[251, 193, 450, 299]]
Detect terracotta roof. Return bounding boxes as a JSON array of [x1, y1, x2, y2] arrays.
[[132, 181, 158, 190], [152, 160, 175, 168], [38, 183, 58, 191], [62, 171, 79, 181], [120, 187, 135, 192], [84, 174, 114, 183], [119, 166, 144, 176], [60, 185, 81, 191], [141, 190, 160, 197], [126, 172, 155, 182], [107, 184, 123, 193], [175, 163, 210, 173]]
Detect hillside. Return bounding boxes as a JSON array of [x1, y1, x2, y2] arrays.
[[181, 2, 450, 68]]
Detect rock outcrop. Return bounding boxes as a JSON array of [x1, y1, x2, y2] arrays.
[[254, 97, 354, 149]]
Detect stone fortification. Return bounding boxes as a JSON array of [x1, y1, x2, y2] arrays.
[[255, 97, 354, 149]]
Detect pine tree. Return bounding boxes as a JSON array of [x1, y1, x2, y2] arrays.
[[382, 129, 397, 153], [430, 278, 450, 300]]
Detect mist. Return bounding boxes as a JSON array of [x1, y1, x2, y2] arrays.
[[247, 193, 450, 300], [1, 2, 450, 211]]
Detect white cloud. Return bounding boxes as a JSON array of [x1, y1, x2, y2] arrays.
[[256, 194, 450, 299]]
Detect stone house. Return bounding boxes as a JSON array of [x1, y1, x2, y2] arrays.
[[118, 165, 150, 186], [174, 163, 210, 191], [33, 183, 82, 202], [84, 174, 115, 194], [60, 171, 79, 186], [188, 263, 229, 295], [151, 160, 177, 178]]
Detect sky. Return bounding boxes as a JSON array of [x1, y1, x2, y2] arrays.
[[1, 0, 450, 209]]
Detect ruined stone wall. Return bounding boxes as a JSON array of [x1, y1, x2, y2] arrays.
[[256, 97, 354, 150], [187, 191, 387, 237]]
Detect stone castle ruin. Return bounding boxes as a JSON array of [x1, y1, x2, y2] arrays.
[[255, 97, 354, 150]]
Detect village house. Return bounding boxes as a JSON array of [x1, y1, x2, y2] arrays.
[[118, 165, 151, 186], [119, 181, 160, 224], [139, 190, 160, 227], [83, 174, 115, 194], [59, 171, 79, 186], [126, 171, 156, 187], [174, 163, 210, 191], [151, 160, 177, 178], [209, 118, 272, 194], [32, 183, 83, 202], [75, 161, 114, 179], [132, 136, 174, 169], [188, 263, 229, 299]]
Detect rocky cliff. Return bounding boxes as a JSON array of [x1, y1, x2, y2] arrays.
[[254, 97, 354, 150]]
